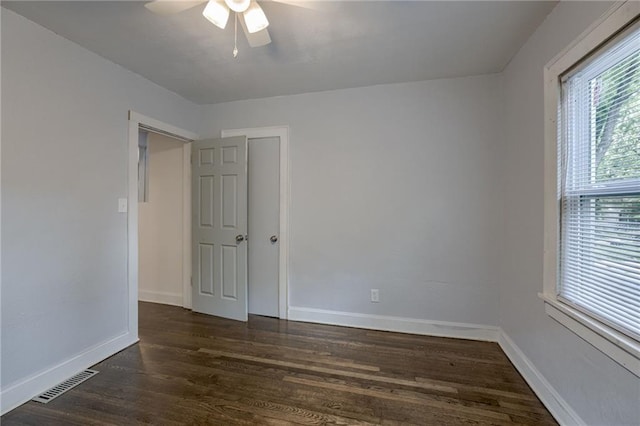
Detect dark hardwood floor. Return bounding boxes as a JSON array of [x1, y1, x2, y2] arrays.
[[2, 302, 556, 425]]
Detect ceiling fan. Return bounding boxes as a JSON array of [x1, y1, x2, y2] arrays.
[[145, 0, 309, 57]]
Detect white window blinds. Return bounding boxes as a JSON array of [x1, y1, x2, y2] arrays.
[[559, 23, 640, 341]]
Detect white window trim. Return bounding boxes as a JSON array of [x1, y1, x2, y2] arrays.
[[542, 0, 640, 378]]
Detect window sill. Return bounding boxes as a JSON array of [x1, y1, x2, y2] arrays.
[[539, 293, 640, 377]]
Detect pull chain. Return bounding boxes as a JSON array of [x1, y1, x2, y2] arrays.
[[233, 13, 238, 58]]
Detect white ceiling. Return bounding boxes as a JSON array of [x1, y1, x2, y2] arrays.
[[3, 1, 557, 104]]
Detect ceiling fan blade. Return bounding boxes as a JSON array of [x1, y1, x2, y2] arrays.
[[144, 0, 207, 16], [240, 16, 272, 47], [243, 1, 269, 33], [269, 0, 320, 10]]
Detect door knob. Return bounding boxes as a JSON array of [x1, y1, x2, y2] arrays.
[[236, 234, 245, 243], [270, 235, 278, 243]]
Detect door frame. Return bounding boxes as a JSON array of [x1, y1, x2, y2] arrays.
[[127, 111, 198, 336], [221, 126, 290, 319]]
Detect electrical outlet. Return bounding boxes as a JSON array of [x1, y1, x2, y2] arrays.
[[370, 289, 380, 303]]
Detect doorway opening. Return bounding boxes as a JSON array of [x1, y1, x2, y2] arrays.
[[127, 114, 290, 338], [137, 130, 189, 307], [127, 112, 197, 338]]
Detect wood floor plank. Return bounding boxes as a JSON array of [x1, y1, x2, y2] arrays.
[[2, 302, 557, 425], [282, 377, 513, 423], [198, 348, 459, 394]]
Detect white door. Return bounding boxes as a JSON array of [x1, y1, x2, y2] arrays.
[[191, 136, 248, 321], [248, 137, 280, 317]]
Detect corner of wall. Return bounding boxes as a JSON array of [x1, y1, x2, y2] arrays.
[[498, 330, 586, 426], [0, 332, 138, 415]]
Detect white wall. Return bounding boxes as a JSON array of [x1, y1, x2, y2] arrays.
[[501, 2, 640, 425], [201, 74, 505, 328], [138, 133, 185, 307], [0, 8, 199, 411], [4, 3, 637, 424]]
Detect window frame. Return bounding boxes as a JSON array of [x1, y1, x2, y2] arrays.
[[542, 0, 640, 377]]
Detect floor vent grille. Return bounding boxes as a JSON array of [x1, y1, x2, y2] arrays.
[[32, 369, 99, 403]]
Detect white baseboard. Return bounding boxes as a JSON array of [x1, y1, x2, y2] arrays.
[[288, 306, 500, 342], [498, 331, 585, 426], [288, 306, 583, 425], [0, 306, 582, 425], [139, 289, 183, 307], [0, 331, 138, 415]]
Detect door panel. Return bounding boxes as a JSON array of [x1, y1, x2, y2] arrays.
[[199, 243, 214, 295], [248, 137, 280, 317], [222, 245, 238, 299], [192, 136, 248, 321], [199, 175, 215, 227], [221, 175, 238, 227]]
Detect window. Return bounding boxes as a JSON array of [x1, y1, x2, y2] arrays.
[[138, 129, 149, 203], [558, 23, 640, 342], [543, 2, 640, 377]]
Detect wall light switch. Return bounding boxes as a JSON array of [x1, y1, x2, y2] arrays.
[[118, 198, 128, 213]]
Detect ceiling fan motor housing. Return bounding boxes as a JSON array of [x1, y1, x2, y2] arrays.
[[225, 0, 250, 13]]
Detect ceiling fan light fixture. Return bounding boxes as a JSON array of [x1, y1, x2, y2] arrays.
[[243, 2, 269, 34], [225, 0, 251, 13], [202, 0, 229, 29]]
